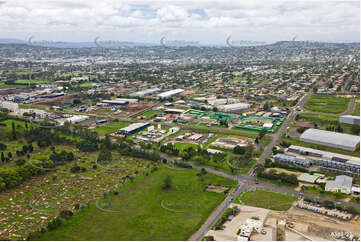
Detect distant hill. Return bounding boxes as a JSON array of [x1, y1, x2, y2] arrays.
[[0, 38, 27, 44]]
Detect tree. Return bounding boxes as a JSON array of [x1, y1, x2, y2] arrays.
[[97, 145, 112, 164], [163, 175, 172, 189], [104, 135, 112, 150], [11, 121, 16, 140], [233, 145, 245, 155], [72, 99, 81, 105], [0, 143, 6, 151], [263, 102, 269, 111], [351, 124, 360, 135], [258, 130, 267, 139]]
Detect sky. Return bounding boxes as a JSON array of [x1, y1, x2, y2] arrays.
[[0, 0, 359, 45]]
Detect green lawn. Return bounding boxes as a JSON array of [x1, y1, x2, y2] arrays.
[[94, 121, 131, 135], [235, 190, 297, 211], [297, 113, 339, 123], [141, 109, 162, 119], [304, 94, 350, 114], [352, 103, 360, 116], [15, 79, 51, 85], [174, 142, 199, 151], [36, 168, 235, 241]]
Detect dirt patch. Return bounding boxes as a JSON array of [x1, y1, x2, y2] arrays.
[[268, 206, 360, 240], [35, 95, 74, 107], [205, 185, 230, 194], [265, 168, 302, 177]]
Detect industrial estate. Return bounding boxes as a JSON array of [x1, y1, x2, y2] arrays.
[[0, 1, 360, 241]]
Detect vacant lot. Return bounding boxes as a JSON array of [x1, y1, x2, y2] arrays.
[[94, 121, 131, 135], [236, 190, 297, 211], [37, 168, 235, 241], [304, 94, 350, 114]]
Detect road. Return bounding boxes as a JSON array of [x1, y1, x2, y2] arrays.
[[187, 91, 322, 241]]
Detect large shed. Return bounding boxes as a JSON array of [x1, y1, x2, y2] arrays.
[[300, 129, 360, 151]]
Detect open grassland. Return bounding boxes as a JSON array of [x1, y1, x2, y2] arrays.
[[235, 190, 297, 211], [304, 94, 350, 114], [0, 145, 157, 240], [37, 168, 235, 241]]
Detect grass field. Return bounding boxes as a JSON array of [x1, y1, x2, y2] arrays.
[[297, 113, 339, 123], [296, 113, 357, 135], [15, 79, 51, 85], [36, 168, 235, 241], [94, 121, 131, 135], [141, 109, 162, 119], [0, 82, 27, 88], [304, 94, 350, 114], [235, 190, 297, 211], [174, 142, 199, 151], [352, 103, 360, 116]]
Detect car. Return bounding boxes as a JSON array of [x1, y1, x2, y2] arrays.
[[254, 180, 259, 184]]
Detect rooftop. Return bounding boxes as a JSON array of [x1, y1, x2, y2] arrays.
[[300, 129, 360, 151]]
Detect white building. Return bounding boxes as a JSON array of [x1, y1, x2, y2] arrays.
[[340, 115, 360, 125], [157, 89, 184, 98], [219, 103, 251, 112], [300, 129, 360, 151], [325, 175, 353, 194], [62, 115, 89, 124], [0, 101, 19, 112], [130, 88, 160, 97]]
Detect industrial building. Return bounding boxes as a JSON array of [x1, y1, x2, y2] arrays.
[[319, 167, 359, 178], [40, 93, 65, 98], [116, 122, 150, 135], [287, 145, 360, 165], [62, 115, 89, 124], [218, 103, 251, 112], [300, 129, 360, 151], [297, 173, 324, 184], [325, 175, 353, 194], [273, 153, 311, 167], [102, 98, 138, 105], [129, 88, 160, 97], [164, 109, 184, 114], [286, 145, 360, 177], [339, 115, 360, 125], [157, 89, 184, 98]]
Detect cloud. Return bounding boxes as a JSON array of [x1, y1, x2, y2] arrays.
[[0, 0, 359, 44]]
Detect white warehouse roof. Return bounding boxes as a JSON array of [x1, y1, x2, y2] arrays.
[[300, 129, 360, 151], [157, 89, 184, 98], [130, 88, 160, 97]]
